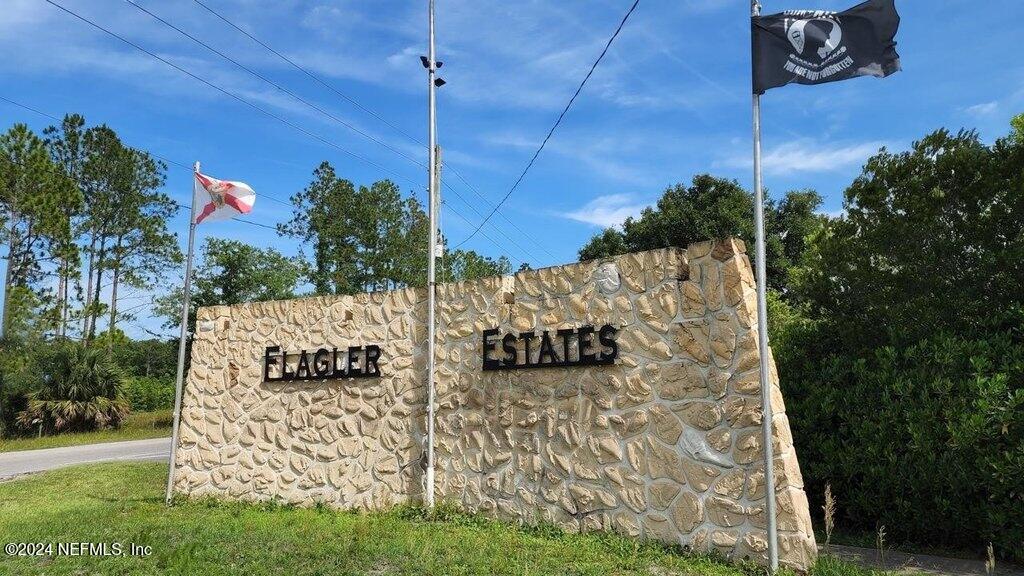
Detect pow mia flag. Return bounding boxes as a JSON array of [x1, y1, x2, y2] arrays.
[[752, 0, 901, 94]]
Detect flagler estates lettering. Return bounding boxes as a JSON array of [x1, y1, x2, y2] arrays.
[[481, 325, 618, 371], [263, 345, 382, 382]]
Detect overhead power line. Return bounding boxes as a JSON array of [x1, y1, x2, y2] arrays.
[[185, 0, 557, 264], [43, 0, 420, 191], [453, 0, 641, 249], [0, 94, 295, 210], [0, 135, 280, 230], [36, 1, 540, 266], [441, 200, 523, 269], [125, 0, 424, 169], [0, 95, 192, 173], [123, 0, 541, 261], [0, 96, 515, 262], [438, 178, 536, 261], [442, 172, 558, 261], [191, 0, 423, 147]]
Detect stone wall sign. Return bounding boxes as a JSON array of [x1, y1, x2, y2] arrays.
[[172, 241, 817, 571]]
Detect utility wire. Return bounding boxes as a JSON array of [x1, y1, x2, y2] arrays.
[[0, 145, 281, 232], [126, 321, 176, 339], [133, 0, 544, 264], [0, 95, 192, 173], [0, 95, 510, 261], [43, 0, 421, 191], [185, 0, 557, 264], [434, 107, 533, 266], [33, 2, 536, 266], [439, 180, 536, 262], [191, 0, 423, 147], [46, 0, 525, 261], [441, 200, 523, 269], [442, 172, 558, 261], [125, 0, 424, 169], [454, 0, 641, 249], [0, 94, 295, 209]]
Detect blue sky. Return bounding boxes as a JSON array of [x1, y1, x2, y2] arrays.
[[1, 0, 1022, 338]]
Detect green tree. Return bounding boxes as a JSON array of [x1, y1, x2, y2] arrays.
[[578, 228, 628, 261], [65, 124, 180, 344], [394, 195, 430, 287], [43, 114, 88, 338], [794, 128, 1024, 348], [351, 179, 417, 291], [111, 337, 177, 379], [618, 175, 755, 250], [779, 123, 1024, 561], [279, 162, 362, 295], [281, 162, 499, 293], [0, 329, 41, 436], [440, 249, 512, 282], [156, 238, 304, 332], [1012, 112, 1023, 140], [78, 125, 131, 342], [101, 148, 181, 347], [0, 124, 80, 338], [576, 175, 823, 291]]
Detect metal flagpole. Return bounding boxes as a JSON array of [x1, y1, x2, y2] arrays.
[[165, 161, 200, 505], [425, 0, 438, 508], [751, 0, 778, 571]]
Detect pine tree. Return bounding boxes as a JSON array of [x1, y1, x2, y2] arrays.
[[0, 124, 80, 338], [43, 114, 88, 339]]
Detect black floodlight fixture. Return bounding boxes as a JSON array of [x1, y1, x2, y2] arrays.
[[420, 55, 430, 68], [435, 61, 443, 68], [434, 78, 446, 87]]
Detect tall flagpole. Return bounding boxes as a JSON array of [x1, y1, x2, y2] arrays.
[[165, 161, 200, 505], [751, 0, 778, 571], [425, 0, 438, 508]]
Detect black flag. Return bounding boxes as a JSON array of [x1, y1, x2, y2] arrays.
[[752, 0, 901, 94]]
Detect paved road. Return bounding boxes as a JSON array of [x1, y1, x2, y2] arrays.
[[0, 437, 170, 479]]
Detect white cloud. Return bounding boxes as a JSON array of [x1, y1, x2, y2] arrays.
[[717, 139, 885, 175], [481, 129, 665, 186], [965, 101, 999, 116], [564, 193, 649, 228]]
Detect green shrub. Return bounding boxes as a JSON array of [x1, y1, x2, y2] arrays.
[[778, 323, 1024, 562], [0, 335, 37, 437], [14, 342, 130, 434], [124, 376, 175, 411]]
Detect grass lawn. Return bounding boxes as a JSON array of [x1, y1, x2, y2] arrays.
[[0, 409, 173, 453], [0, 462, 907, 576]]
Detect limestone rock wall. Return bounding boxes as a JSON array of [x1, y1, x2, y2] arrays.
[[173, 240, 816, 571], [173, 289, 428, 510]]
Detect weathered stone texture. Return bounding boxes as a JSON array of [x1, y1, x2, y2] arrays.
[[173, 242, 816, 571]]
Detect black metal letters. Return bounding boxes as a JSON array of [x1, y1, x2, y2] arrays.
[[264, 345, 382, 382], [481, 325, 618, 371]]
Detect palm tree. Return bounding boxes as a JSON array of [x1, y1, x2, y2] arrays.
[[16, 342, 129, 433]]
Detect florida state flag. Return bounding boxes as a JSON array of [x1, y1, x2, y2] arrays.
[[193, 172, 256, 224], [752, 0, 901, 94]]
